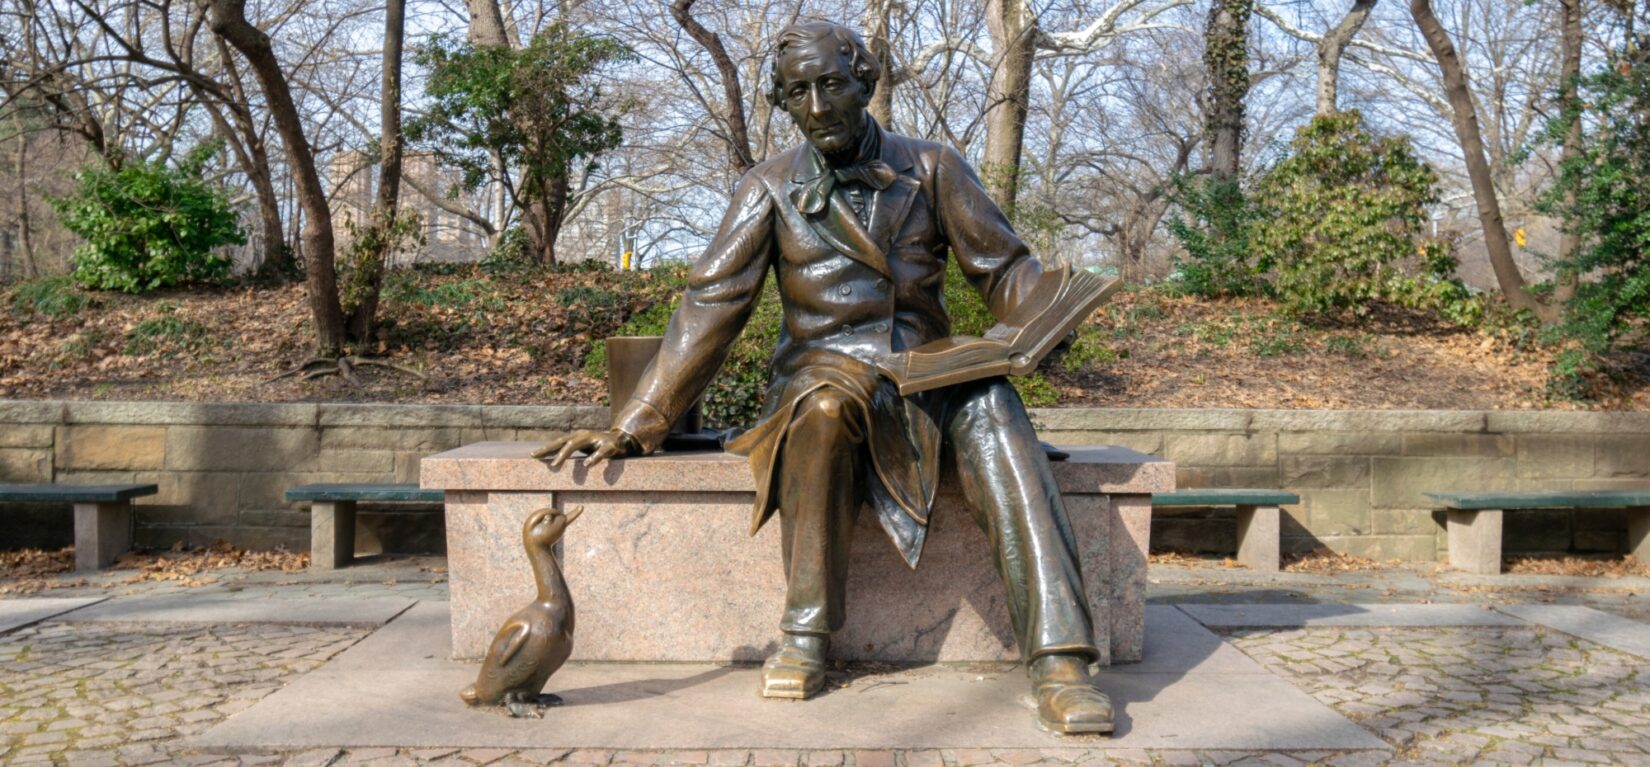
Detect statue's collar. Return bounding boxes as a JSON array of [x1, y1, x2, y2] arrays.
[[792, 119, 912, 184]]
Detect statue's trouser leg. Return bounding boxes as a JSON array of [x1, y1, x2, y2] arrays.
[[944, 378, 1099, 664], [777, 387, 867, 637]]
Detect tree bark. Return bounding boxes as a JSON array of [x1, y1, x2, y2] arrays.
[[465, 0, 513, 46], [345, 0, 405, 344], [1316, 0, 1377, 117], [670, 0, 756, 175], [206, 0, 345, 354], [865, 0, 896, 128], [1409, 0, 1545, 315], [983, 0, 1037, 208], [12, 109, 36, 279], [1553, 0, 1582, 304], [1205, 0, 1252, 181]]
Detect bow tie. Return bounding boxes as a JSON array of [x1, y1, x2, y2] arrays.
[[797, 160, 897, 215]]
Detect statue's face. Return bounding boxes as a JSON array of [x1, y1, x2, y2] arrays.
[[776, 37, 870, 156]]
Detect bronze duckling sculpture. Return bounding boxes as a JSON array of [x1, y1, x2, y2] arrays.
[[460, 505, 582, 717]]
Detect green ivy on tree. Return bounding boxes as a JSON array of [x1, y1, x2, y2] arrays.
[[1534, 40, 1650, 398], [1166, 174, 1268, 298], [52, 143, 243, 293], [1252, 111, 1475, 321]]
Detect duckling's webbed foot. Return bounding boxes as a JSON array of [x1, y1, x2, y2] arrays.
[[504, 691, 545, 718]]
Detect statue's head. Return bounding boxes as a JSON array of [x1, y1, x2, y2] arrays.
[[767, 21, 880, 156]]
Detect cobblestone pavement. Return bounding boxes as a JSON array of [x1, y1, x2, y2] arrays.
[[4, 559, 1650, 766], [1229, 626, 1650, 767]]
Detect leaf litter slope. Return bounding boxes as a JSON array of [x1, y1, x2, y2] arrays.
[[0, 269, 1644, 410]]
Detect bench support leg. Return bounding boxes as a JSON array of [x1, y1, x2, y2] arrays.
[[1629, 507, 1650, 565], [1235, 504, 1281, 571], [73, 502, 131, 572], [311, 501, 357, 570], [1446, 508, 1504, 575]]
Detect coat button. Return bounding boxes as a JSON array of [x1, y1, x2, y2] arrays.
[[878, 322, 889, 332], [875, 279, 890, 290], [841, 324, 854, 336], [839, 284, 852, 296]]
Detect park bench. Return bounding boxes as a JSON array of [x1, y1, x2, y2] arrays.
[[1151, 489, 1299, 571], [285, 483, 444, 570], [1426, 490, 1650, 575], [0, 483, 157, 571]]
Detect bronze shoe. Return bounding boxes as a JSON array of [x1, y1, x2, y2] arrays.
[[1030, 654, 1113, 735], [760, 640, 826, 699]]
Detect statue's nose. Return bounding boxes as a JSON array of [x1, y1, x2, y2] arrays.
[[808, 87, 829, 117]]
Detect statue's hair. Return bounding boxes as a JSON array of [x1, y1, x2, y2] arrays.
[[766, 21, 880, 107]]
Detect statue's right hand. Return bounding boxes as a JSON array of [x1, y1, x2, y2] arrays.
[[532, 429, 632, 470]]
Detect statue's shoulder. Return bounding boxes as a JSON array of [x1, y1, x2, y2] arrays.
[[881, 131, 960, 179], [740, 146, 807, 188]]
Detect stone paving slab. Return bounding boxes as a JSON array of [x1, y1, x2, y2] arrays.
[[1176, 603, 1527, 629], [1494, 604, 1650, 660], [0, 597, 105, 634], [57, 595, 415, 626], [195, 602, 1386, 753]]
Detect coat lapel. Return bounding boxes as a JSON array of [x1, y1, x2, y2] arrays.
[[788, 127, 922, 278]]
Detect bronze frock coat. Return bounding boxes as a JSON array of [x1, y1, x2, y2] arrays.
[[611, 123, 1050, 568]]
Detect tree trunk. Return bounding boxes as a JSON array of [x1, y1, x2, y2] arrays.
[[866, 0, 895, 128], [670, 0, 756, 175], [12, 109, 36, 279], [345, 0, 405, 345], [207, 0, 345, 355], [1410, 0, 1545, 315], [1316, 0, 1377, 117], [1205, 0, 1252, 181], [1554, 0, 1582, 304], [982, 0, 1036, 208], [465, 0, 513, 46]]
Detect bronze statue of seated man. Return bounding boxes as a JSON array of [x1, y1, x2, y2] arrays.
[[538, 20, 1112, 735]]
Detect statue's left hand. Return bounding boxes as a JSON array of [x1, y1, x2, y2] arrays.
[[532, 429, 632, 470]]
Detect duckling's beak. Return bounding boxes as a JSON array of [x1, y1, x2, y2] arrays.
[[563, 506, 584, 525]]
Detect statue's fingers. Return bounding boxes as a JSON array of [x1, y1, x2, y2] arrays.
[[585, 442, 623, 470], [551, 440, 582, 469], [531, 435, 570, 459]]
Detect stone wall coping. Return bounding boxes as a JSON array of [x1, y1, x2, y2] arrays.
[[421, 441, 1175, 494], [3, 399, 1649, 435]]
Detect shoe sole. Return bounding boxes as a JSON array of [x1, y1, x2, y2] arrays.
[[1039, 718, 1115, 735]]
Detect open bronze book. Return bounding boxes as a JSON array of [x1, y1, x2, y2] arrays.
[[876, 267, 1122, 396]]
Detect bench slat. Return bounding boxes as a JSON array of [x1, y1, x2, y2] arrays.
[[285, 483, 444, 503], [1426, 490, 1650, 510], [0, 483, 158, 503], [1153, 489, 1299, 507]]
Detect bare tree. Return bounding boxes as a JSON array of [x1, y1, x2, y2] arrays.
[[1409, 0, 1544, 314], [1205, 0, 1251, 180], [669, 0, 755, 175], [982, 0, 1037, 206], [207, 0, 346, 353], [1317, 0, 1377, 116]]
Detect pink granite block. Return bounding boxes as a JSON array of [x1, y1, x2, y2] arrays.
[[427, 443, 1171, 665]]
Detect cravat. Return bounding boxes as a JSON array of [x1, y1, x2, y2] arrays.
[[797, 160, 897, 215]]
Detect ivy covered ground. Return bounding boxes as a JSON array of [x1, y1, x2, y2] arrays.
[[1, 261, 1646, 415]]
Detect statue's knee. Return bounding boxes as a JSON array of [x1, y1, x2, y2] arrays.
[[798, 389, 850, 421]]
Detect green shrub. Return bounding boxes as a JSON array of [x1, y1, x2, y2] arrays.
[[1166, 175, 1268, 298], [8, 276, 96, 319], [53, 143, 243, 293], [1532, 42, 1650, 399], [1251, 111, 1476, 321]]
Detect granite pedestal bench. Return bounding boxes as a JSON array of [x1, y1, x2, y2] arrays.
[[1426, 490, 1650, 575], [1151, 489, 1298, 571], [0, 483, 157, 571], [422, 442, 1173, 666], [286, 483, 444, 570]]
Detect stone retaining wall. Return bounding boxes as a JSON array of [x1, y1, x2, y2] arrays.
[[1029, 409, 1650, 561], [2, 400, 1647, 560]]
